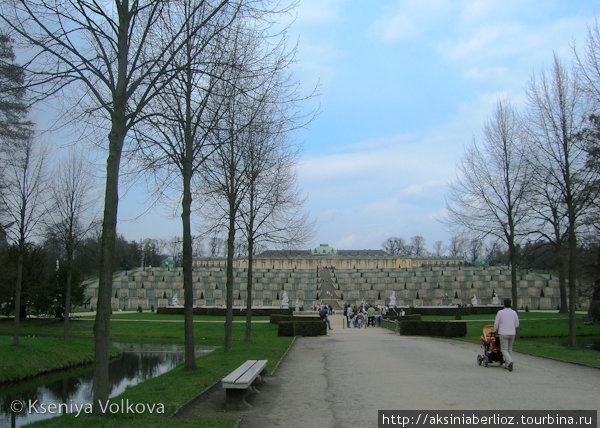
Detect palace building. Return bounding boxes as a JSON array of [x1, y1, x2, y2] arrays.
[[84, 244, 569, 311]]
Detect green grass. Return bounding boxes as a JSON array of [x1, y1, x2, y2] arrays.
[[76, 312, 270, 322], [3, 311, 598, 427], [0, 316, 268, 345], [421, 312, 600, 368], [23, 322, 292, 428], [0, 336, 120, 383]]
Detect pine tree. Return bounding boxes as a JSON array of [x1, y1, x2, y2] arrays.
[[0, 32, 32, 143]]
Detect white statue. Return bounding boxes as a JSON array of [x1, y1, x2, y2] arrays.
[[389, 291, 396, 307], [492, 292, 499, 305], [171, 293, 179, 307], [281, 291, 289, 309], [295, 299, 300, 311], [471, 294, 478, 306]]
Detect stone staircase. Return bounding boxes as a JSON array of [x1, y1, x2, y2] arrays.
[[317, 268, 342, 310]]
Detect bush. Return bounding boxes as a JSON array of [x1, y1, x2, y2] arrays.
[[398, 320, 467, 337], [270, 314, 321, 324], [277, 320, 326, 337]]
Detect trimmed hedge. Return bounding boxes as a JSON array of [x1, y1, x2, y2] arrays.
[[383, 313, 422, 321], [398, 320, 466, 337], [278, 320, 327, 337], [157, 307, 293, 316], [403, 306, 501, 316], [380, 318, 399, 333], [270, 314, 321, 324]]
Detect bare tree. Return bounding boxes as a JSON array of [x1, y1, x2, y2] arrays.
[[527, 54, 595, 346], [468, 236, 483, 264], [382, 237, 406, 255], [240, 130, 313, 341], [133, 0, 240, 369], [447, 235, 467, 259], [432, 240, 444, 257], [574, 19, 600, 323], [410, 235, 427, 257], [200, 4, 307, 349], [0, 133, 47, 345], [46, 150, 96, 340], [1, 0, 241, 409], [446, 100, 532, 309], [208, 234, 223, 257]]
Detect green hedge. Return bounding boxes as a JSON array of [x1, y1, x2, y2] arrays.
[[157, 307, 293, 316], [398, 320, 467, 337], [383, 314, 422, 321], [277, 321, 327, 337], [404, 306, 501, 316], [380, 319, 398, 333], [270, 314, 321, 324]]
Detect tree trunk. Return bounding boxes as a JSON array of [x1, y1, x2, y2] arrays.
[[508, 241, 518, 310], [92, 125, 125, 413], [567, 226, 577, 348], [584, 244, 600, 323], [245, 238, 254, 342], [225, 204, 235, 352], [557, 251, 568, 313], [181, 165, 196, 369], [13, 251, 23, 346], [64, 263, 72, 341]]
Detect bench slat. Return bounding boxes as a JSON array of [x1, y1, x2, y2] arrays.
[[234, 360, 267, 385], [222, 360, 267, 389], [222, 360, 257, 384]]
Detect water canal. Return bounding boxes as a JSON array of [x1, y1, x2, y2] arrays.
[[0, 343, 214, 427]]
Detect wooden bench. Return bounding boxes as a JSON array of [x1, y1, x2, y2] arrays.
[[222, 360, 268, 408]]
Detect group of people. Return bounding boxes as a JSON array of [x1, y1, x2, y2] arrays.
[[317, 298, 520, 374], [343, 303, 379, 328]]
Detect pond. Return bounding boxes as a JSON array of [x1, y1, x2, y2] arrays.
[[0, 343, 214, 428]]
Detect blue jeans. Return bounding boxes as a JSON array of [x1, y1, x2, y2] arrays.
[[324, 316, 332, 329]]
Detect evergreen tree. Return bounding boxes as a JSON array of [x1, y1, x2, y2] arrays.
[[0, 32, 31, 144]]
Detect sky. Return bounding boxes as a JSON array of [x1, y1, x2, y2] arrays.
[[73, 0, 600, 253]]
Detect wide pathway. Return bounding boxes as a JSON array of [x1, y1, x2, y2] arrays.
[[182, 314, 600, 427]]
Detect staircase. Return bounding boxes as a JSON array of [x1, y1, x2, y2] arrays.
[[317, 268, 342, 310]]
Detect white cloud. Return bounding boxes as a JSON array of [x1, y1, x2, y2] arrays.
[[370, 0, 453, 43], [296, 0, 343, 24]]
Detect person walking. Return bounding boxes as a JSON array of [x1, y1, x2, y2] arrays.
[[346, 305, 354, 328], [494, 298, 519, 372], [367, 305, 375, 327]]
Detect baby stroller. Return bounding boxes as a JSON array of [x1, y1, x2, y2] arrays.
[[477, 325, 504, 367]]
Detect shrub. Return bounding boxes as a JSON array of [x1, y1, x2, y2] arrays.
[[398, 320, 467, 337], [277, 320, 326, 337]]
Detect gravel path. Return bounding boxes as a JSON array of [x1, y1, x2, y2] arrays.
[[178, 314, 600, 427]]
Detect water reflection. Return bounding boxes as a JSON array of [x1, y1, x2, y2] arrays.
[[0, 343, 214, 427]]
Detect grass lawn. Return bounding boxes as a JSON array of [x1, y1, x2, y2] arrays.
[[1, 317, 291, 428], [2, 311, 598, 427], [75, 312, 270, 322], [0, 315, 269, 345], [422, 312, 600, 368], [0, 336, 121, 383]]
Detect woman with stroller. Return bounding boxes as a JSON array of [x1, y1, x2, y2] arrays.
[[494, 298, 519, 372]]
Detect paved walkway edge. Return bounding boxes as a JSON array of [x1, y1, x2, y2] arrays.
[[171, 335, 298, 419]]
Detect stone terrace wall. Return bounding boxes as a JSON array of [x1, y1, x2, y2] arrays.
[[83, 265, 582, 311]]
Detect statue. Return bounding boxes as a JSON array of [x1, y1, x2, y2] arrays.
[[389, 291, 396, 307], [282, 291, 289, 309], [295, 299, 300, 311], [171, 293, 179, 307], [471, 294, 478, 306], [492, 292, 499, 305]]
